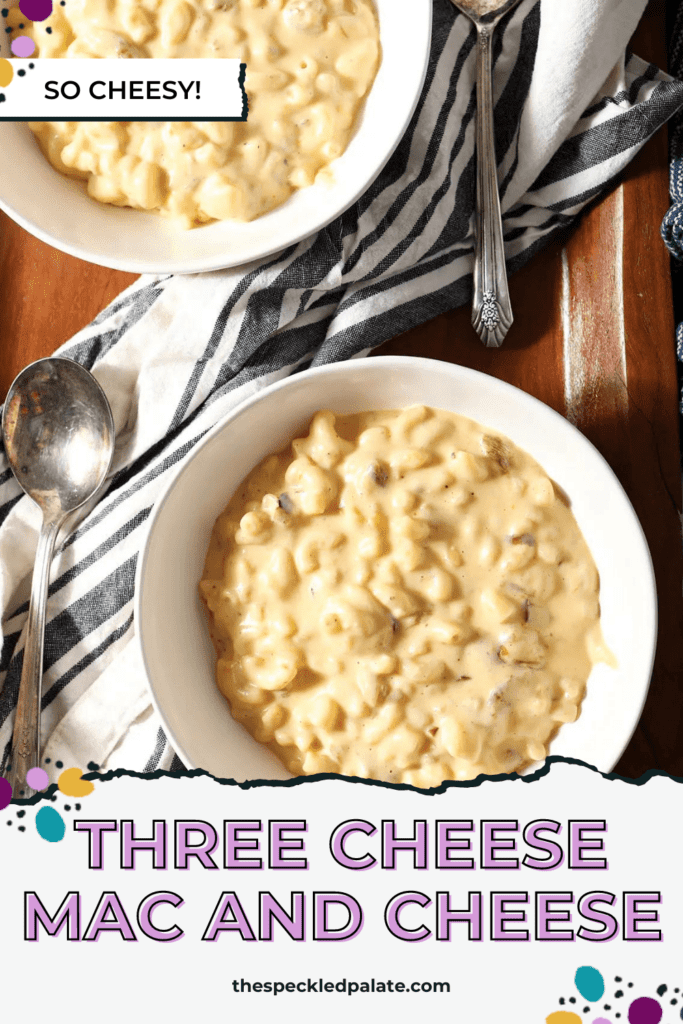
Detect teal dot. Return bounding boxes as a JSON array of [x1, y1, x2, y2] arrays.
[[35, 806, 65, 842], [575, 967, 605, 1003]]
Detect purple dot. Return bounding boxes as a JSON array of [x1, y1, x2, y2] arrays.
[[11, 35, 35, 56], [593, 1019, 612, 1024], [26, 767, 49, 791], [0, 778, 12, 810], [19, 0, 52, 20], [628, 998, 662, 1024]]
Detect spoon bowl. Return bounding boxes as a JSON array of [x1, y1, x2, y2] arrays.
[[3, 358, 115, 518], [2, 357, 115, 798]]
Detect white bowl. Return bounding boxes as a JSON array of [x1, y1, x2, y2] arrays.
[[0, 0, 431, 274], [135, 356, 657, 782]]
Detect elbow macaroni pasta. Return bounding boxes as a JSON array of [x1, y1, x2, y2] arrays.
[[11, 0, 380, 228], [200, 407, 611, 786]]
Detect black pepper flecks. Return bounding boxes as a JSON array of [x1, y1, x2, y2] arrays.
[[75, 803, 81, 811], [658, 986, 668, 997], [87, 762, 99, 771], [17, 810, 25, 818], [18, 68, 25, 75], [55, 760, 63, 768], [615, 991, 624, 999], [18, 826, 25, 832]]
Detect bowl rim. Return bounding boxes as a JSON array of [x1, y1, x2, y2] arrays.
[[135, 355, 658, 779], [0, 0, 433, 274]]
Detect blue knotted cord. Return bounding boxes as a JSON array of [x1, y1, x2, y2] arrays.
[[661, 0, 683, 369]]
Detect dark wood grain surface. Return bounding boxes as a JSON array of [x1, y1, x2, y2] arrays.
[[1, 1, 680, 778]]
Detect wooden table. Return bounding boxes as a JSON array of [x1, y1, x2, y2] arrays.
[[1, 4, 680, 779]]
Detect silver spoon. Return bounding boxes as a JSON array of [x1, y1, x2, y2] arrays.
[[2, 357, 115, 799], [448, 0, 524, 347]]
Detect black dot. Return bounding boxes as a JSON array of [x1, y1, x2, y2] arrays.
[[56, 761, 63, 768], [17, 810, 25, 818], [75, 803, 81, 810], [615, 991, 624, 999], [44, 757, 51, 763], [583, 1009, 590, 1014], [87, 762, 99, 771], [0, 93, 6, 101], [672, 1000, 678, 1006], [616, 1016, 621, 1020], [604, 1006, 611, 1012], [627, 983, 633, 989], [569, 998, 576, 1004], [18, 68, 25, 75], [559, 999, 565, 1006], [6, 820, 12, 826], [50, 795, 57, 802], [615, 977, 622, 983], [18, 21, 23, 26], [45, 25, 51, 32], [64, 804, 71, 811], [18, 826, 25, 832], [29, 62, 34, 67], [3, 26, 9, 32], [1, 7, 8, 15]]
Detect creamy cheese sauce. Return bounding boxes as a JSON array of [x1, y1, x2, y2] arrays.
[[200, 406, 610, 787], [11, 0, 380, 227]]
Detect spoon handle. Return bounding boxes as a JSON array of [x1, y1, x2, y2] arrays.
[[7, 516, 62, 799], [471, 22, 513, 347]]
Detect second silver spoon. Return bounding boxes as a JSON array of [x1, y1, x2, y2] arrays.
[[449, 0, 524, 347], [2, 357, 115, 799]]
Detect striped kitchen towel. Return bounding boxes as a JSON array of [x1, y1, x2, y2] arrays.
[[1, 0, 682, 779]]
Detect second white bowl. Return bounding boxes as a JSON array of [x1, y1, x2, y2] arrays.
[[135, 356, 657, 782]]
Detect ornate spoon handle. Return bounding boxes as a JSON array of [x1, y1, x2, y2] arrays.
[[471, 22, 513, 347]]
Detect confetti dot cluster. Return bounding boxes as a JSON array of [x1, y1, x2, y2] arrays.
[[1, 763, 95, 842], [548, 969, 675, 1024]]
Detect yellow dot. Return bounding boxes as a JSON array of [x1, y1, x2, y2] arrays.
[[58, 767, 95, 797], [546, 1014, 582, 1024], [0, 58, 14, 89]]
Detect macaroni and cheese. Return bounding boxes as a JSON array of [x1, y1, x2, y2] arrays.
[[11, 0, 380, 227], [200, 406, 609, 786]]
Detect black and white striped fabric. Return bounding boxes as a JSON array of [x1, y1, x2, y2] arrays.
[[2, 0, 683, 778]]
